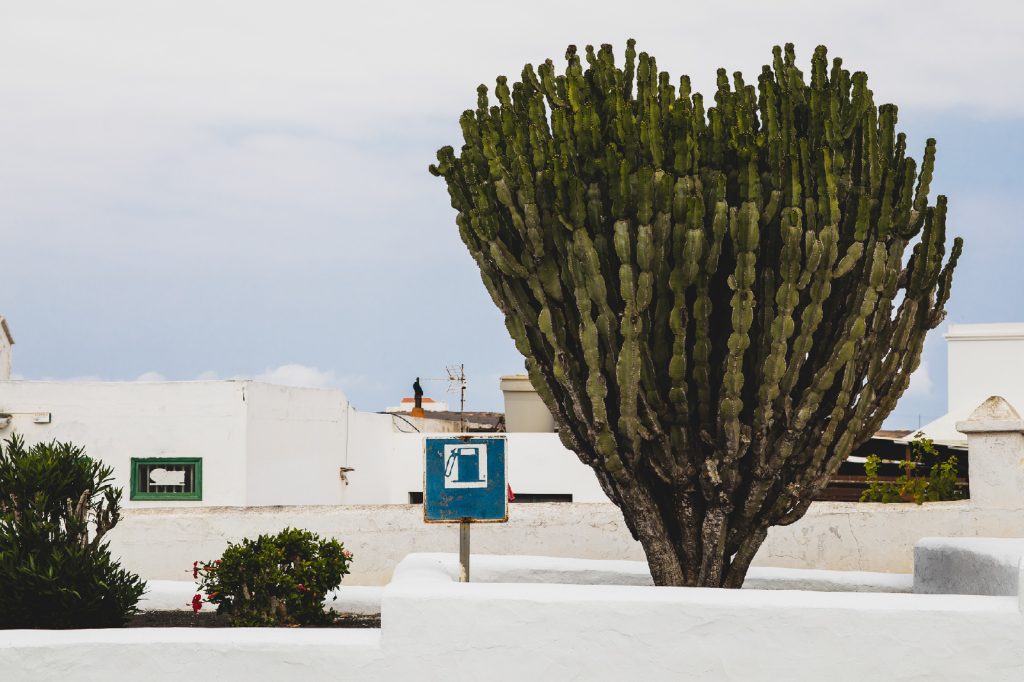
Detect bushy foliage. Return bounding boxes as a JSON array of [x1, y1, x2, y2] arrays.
[[0, 435, 146, 628], [861, 437, 964, 504], [195, 527, 352, 626]]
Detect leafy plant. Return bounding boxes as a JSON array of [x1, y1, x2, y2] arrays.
[[0, 435, 146, 628], [860, 437, 964, 504], [195, 527, 352, 626]]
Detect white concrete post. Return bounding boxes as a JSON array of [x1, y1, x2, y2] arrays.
[[956, 395, 1024, 511]]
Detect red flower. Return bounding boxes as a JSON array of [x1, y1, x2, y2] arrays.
[[191, 594, 203, 613], [296, 583, 307, 592], [215, 559, 222, 564], [192, 561, 199, 580]]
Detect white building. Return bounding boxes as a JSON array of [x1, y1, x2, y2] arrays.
[[384, 397, 449, 413], [0, 380, 388, 507], [0, 378, 607, 507], [500, 375, 556, 432], [907, 323, 1024, 447], [0, 316, 13, 381]]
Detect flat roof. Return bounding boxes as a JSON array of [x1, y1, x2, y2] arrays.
[[945, 322, 1024, 341]]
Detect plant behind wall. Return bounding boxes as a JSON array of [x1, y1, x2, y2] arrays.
[[431, 40, 961, 587], [0, 435, 146, 628], [861, 437, 965, 504]]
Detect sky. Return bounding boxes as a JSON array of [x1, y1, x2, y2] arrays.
[[1, 1, 1022, 424]]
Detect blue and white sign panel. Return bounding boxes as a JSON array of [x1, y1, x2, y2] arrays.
[[424, 437, 507, 523]]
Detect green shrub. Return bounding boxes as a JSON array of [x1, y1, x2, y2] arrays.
[[195, 527, 352, 626], [0, 435, 146, 628], [860, 437, 965, 504]]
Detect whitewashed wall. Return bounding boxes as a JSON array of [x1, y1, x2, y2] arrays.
[[243, 382, 349, 506], [108, 499, 1024, 584], [5, 552, 1023, 681], [109, 503, 642, 584], [339, 407, 416, 504], [0, 380, 398, 507], [0, 379, 612, 507], [100, 394, 1024, 583], [915, 323, 1024, 444], [0, 381, 251, 507]]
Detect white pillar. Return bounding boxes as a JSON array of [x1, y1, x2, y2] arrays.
[[956, 396, 1024, 510]]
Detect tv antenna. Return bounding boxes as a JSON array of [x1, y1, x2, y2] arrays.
[[424, 364, 468, 431]]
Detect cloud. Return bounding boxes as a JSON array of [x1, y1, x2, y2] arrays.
[[3, 2, 1021, 414], [253, 364, 338, 389], [134, 371, 167, 382]]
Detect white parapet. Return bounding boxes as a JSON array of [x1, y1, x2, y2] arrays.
[[914, 537, 1024, 596], [379, 553, 1024, 680], [957, 395, 1024, 510]]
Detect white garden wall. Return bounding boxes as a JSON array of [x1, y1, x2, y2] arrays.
[[110, 503, 645, 584], [379, 553, 1024, 680], [109, 499, 1024, 584], [3, 551, 1022, 681]]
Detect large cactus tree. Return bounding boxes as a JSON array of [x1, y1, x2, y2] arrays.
[[430, 41, 961, 587]]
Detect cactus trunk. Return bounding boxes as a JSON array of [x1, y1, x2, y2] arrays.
[[431, 41, 961, 587]]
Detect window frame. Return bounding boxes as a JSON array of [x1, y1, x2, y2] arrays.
[[130, 457, 203, 501]]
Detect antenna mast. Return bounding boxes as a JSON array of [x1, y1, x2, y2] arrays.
[[446, 363, 467, 431]]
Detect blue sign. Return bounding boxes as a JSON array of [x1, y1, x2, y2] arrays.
[[424, 437, 507, 522]]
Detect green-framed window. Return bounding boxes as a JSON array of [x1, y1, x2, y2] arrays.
[[130, 457, 203, 501]]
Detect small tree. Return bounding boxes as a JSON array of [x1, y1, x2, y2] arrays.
[[430, 41, 961, 587], [0, 435, 146, 628]]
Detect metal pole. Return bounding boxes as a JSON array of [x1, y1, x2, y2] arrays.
[[459, 519, 470, 582], [459, 363, 466, 432]]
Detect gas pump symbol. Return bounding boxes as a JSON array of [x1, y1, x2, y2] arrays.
[[443, 444, 488, 489]]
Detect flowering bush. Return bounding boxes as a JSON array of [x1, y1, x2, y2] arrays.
[[194, 527, 352, 626], [0, 435, 146, 628]]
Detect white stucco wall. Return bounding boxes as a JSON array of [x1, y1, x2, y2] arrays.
[[339, 431, 609, 505], [109, 503, 643, 584], [339, 407, 414, 504], [380, 553, 1024, 680], [947, 324, 1024, 414], [243, 382, 348, 506], [0, 381, 250, 507], [0, 380, 400, 507], [107, 498, 1024, 585]]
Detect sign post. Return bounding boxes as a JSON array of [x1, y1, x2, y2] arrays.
[[424, 436, 507, 582]]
